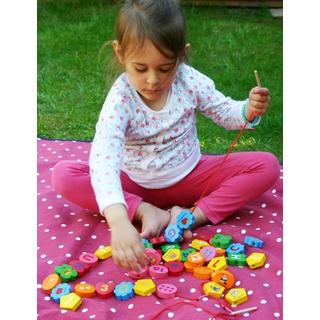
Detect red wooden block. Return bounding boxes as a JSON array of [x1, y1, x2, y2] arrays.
[[150, 236, 166, 245], [79, 252, 99, 267], [95, 281, 115, 299], [128, 266, 148, 280], [164, 261, 184, 276], [69, 260, 90, 277], [145, 248, 162, 265]]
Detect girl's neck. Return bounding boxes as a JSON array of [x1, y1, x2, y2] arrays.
[[139, 89, 170, 111]]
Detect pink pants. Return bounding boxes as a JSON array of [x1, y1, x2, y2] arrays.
[[52, 151, 279, 225]]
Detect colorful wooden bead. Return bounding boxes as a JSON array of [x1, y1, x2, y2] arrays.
[[246, 252, 267, 269], [54, 264, 78, 282], [114, 281, 135, 301], [150, 235, 166, 246], [225, 288, 248, 306], [207, 256, 228, 271], [162, 249, 181, 262], [60, 292, 82, 311], [149, 265, 169, 279], [184, 260, 197, 272], [142, 238, 153, 248], [164, 224, 183, 243], [157, 283, 178, 299], [134, 279, 156, 296], [50, 283, 72, 303], [211, 270, 236, 289], [94, 246, 112, 260], [203, 281, 225, 298], [79, 252, 99, 267], [69, 260, 90, 277], [210, 234, 233, 249], [164, 261, 184, 276], [42, 274, 61, 294], [181, 248, 196, 262], [244, 236, 264, 248], [226, 243, 245, 255], [200, 246, 217, 262], [95, 281, 115, 299], [190, 239, 210, 250], [187, 252, 205, 266], [176, 210, 195, 230], [145, 248, 162, 265], [161, 243, 180, 254], [74, 282, 96, 298], [215, 248, 226, 256], [128, 266, 149, 280], [227, 253, 247, 267], [193, 266, 214, 280]]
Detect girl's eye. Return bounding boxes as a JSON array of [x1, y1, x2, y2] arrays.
[[135, 68, 147, 73], [159, 68, 171, 73]]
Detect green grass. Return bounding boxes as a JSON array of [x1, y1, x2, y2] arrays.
[[38, 0, 283, 161]]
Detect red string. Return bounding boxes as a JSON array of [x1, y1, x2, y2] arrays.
[[191, 112, 256, 213]]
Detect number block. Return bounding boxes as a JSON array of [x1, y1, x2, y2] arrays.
[[69, 260, 90, 277], [42, 274, 61, 294], [114, 281, 135, 301], [203, 281, 225, 298], [149, 265, 169, 279], [164, 261, 184, 276], [193, 266, 214, 280], [225, 288, 248, 306], [162, 249, 181, 262], [227, 253, 247, 267], [79, 252, 99, 267], [244, 236, 264, 248], [145, 248, 162, 265], [246, 252, 266, 269], [134, 279, 156, 296], [181, 248, 196, 262], [94, 246, 112, 260], [210, 234, 233, 249], [60, 292, 82, 311], [207, 256, 227, 271], [95, 281, 115, 299], [211, 270, 236, 289], [74, 282, 96, 298], [226, 243, 245, 255], [157, 283, 177, 299], [190, 239, 210, 250], [200, 246, 217, 262], [128, 266, 149, 280], [176, 210, 195, 230], [50, 283, 72, 303], [54, 264, 78, 282], [164, 224, 183, 243]]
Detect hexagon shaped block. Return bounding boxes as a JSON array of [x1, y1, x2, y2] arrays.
[[246, 252, 266, 269]]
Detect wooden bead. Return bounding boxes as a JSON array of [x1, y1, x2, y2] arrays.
[[134, 279, 156, 296], [145, 248, 162, 265], [148, 265, 169, 279], [225, 288, 248, 306], [157, 283, 177, 299], [211, 270, 236, 289], [74, 282, 96, 298], [162, 249, 181, 262], [69, 260, 90, 277], [79, 252, 99, 267], [128, 266, 149, 280], [193, 266, 213, 280], [42, 274, 61, 294], [50, 283, 72, 303], [200, 246, 217, 262], [114, 281, 135, 301], [60, 292, 82, 311], [203, 281, 225, 298], [164, 261, 184, 276], [95, 281, 115, 299], [246, 252, 266, 269], [94, 246, 112, 260], [187, 252, 205, 266], [54, 264, 78, 282]]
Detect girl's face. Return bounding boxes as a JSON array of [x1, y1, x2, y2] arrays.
[[114, 39, 178, 109]]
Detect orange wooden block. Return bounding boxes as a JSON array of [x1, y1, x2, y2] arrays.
[[187, 252, 205, 266], [193, 266, 213, 280], [74, 282, 96, 298], [184, 261, 197, 272], [42, 274, 61, 294], [215, 248, 226, 256], [211, 270, 236, 289]]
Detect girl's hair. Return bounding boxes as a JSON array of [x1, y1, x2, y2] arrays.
[[116, 0, 187, 61]]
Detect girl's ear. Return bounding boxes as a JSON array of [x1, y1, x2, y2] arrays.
[[112, 40, 124, 64], [184, 43, 191, 56]]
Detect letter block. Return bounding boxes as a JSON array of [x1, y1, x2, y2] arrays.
[[207, 256, 227, 271], [246, 252, 267, 269], [203, 281, 225, 298], [95, 281, 115, 299], [244, 236, 264, 248], [149, 265, 169, 279], [190, 239, 210, 250], [226, 243, 245, 255], [200, 246, 217, 262], [210, 234, 233, 249], [227, 253, 247, 267]]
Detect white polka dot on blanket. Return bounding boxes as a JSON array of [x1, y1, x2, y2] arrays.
[[216, 228, 221, 233], [179, 278, 185, 283], [277, 270, 282, 276], [110, 308, 116, 313], [247, 290, 253, 295], [261, 299, 267, 304], [40, 254, 46, 259], [241, 229, 246, 234], [138, 315, 145, 319], [60, 310, 67, 314], [274, 312, 281, 317], [190, 288, 196, 293], [47, 260, 53, 265], [89, 316, 96, 319], [81, 308, 88, 313], [128, 304, 134, 309], [276, 293, 282, 298], [276, 237, 282, 242], [235, 281, 241, 286], [91, 235, 97, 239], [167, 312, 174, 318], [264, 263, 270, 269], [261, 203, 267, 208]]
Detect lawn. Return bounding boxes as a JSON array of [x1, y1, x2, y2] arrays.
[[38, 0, 283, 161]]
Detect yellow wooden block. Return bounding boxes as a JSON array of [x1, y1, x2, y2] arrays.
[[162, 249, 181, 262], [134, 279, 156, 296], [225, 288, 248, 306], [60, 292, 82, 311], [190, 239, 210, 250], [246, 252, 266, 269], [95, 246, 112, 260], [207, 256, 227, 271], [203, 281, 225, 298]]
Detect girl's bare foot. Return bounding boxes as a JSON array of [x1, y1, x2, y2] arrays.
[[169, 205, 210, 240], [134, 202, 171, 239]]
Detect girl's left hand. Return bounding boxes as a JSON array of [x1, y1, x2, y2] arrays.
[[246, 87, 271, 120]]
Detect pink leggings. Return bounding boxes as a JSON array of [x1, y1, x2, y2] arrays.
[[52, 151, 279, 225]]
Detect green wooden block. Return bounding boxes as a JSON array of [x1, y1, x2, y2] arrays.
[[181, 248, 196, 262], [54, 264, 78, 282], [210, 234, 233, 249], [161, 243, 180, 253], [227, 253, 247, 267]]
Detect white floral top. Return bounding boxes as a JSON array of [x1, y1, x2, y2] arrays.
[[89, 64, 260, 213]]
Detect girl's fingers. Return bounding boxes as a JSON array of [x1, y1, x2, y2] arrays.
[[133, 244, 148, 268], [250, 94, 270, 103], [125, 249, 142, 273]]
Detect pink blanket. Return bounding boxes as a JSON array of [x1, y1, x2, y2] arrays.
[[37, 138, 283, 319]]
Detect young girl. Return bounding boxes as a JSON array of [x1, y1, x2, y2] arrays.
[[52, 0, 279, 273]]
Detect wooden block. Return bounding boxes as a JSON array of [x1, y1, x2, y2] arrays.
[[187, 252, 205, 266], [164, 224, 183, 243], [150, 236, 166, 246], [161, 243, 180, 254], [134, 279, 156, 296], [114, 281, 135, 301], [164, 261, 184, 276], [79, 252, 99, 267], [69, 260, 90, 277], [193, 266, 213, 280], [200, 246, 217, 262], [210, 234, 233, 249], [225, 288, 248, 306], [176, 210, 195, 230], [181, 248, 196, 262], [74, 282, 96, 298], [244, 236, 264, 248], [157, 283, 177, 299], [226, 243, 245, 255], [184, 260, 197, 272], [246, 252, 266, 269], [94, 246, 112, 260], [50, 283, 72, 303], [227, 253, 247, 267], [207, 256, 228, 271], [162, 249, 181, 262], [215, 248, 226, 256], [145, 248, 162, 265], [148, 265, 169, 279], [128, 266, 149, 280], [54, 264, 78, 282], [211, 270, 236, 289], [60, 292, 82, 311], [42, 274, 61, 294], [203, 281, 225, 298], [95, 281, 115, 299], [190, 239, 210, 250], [142, 238, 153, 248]]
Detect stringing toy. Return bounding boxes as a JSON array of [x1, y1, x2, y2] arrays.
[[161, 243, 180, 254], [246, 252, 266, 269], [210, 234, 233, 249], [207, 256, 227, 271], [181, 248, 196, 262], [200, 246, 217, 262], [215, 248, 226, 257], [148, 265, 169, 279], [225, 288, 248, 306], [150, 235, 166, 246], [227, 253, 247, 267], [211, 270, 235, 289], [226, 243, 246, 255], [95, 281, 115, 299], [134, 279, 156, 296], [128, 266, 149, 280], [157, 283, 177, 299], [94, 245, 112, 260], [74, 282, 96, 298], [142, 239, 153, 248], [244, 236, 264, 248], [79, 252, 99, 267], [162, 248, 181, 262], [193, 266, 214, 280], [202, 281, 225, 298], [176, 210, 195, 230], [184, 260, 197, 273], [114, 281, 135, 301], [164, 224, 183, 243], [190, 239, 210, 250], [42, 274, 61, 294], [50, 283, 72, 303], [54, 264, 78, 282], [69, 260, 90, 277], [164, 261, 184, 276], [145, 248, 162, 265], [60, 292, 82, 311], [187, 252, 205, 266]]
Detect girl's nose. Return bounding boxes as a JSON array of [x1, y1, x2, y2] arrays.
[[146, 71, 160, 86]]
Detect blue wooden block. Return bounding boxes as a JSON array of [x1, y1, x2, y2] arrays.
[[244, 236, 264, 248], [226, 243, 246, 256], [50, 283, 72, 303], [114, 281, 135, 301], [176, 210, 196, 230], [164, 224, 183, 243]]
